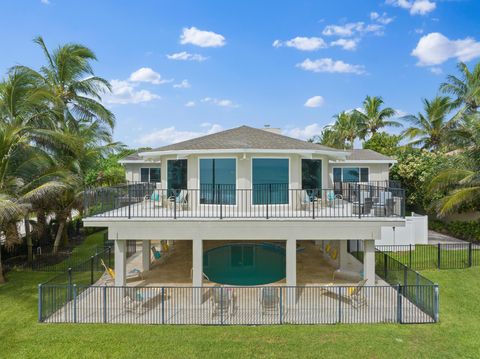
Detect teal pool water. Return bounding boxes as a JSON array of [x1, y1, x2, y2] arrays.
[[203, 243, 286, 285]]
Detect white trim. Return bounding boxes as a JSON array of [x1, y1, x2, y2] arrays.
[[329, 160, 396, 164], [140, 148, 349, 159], [119, 159, 161, 164]]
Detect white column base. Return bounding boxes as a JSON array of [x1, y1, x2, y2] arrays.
[[363, 240, 376, 286], [192, 238, 203, 287], [114, 240, 126, 286], [141, 240, 151, 272]]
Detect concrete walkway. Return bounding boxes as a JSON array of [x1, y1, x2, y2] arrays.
[[428, 230, 466, 245]]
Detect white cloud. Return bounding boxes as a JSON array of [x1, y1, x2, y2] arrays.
[[330, 38, 358, 50], [180, 27, 226, 47], [166, 51, 208, 61], [201, 97, 239, 108], [272, 36, 327, 51], [104, 80, 161, 105], [322, 22, 384, 37], [370, 12, 394, 25], [185, 101, 196, 107], [429, 67, 443, 75], [283, 123, 324, 140], [415, 28, 424, 34], [41, 0, 50, 4], [173, 80, 191, 89], [136, 124, 223, 146], [386, 0, 436, 16], [296, 58, 366, 74], [304, 96, 325, 108], [411, 32, 480, 66], [129, 67, 171, 85]]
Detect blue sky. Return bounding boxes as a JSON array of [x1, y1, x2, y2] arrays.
[[1, 0, 479, 148]]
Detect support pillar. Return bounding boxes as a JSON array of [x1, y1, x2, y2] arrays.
[[286, 238, 297, 287], [339, 240, 349, 270], [363, 240, 376, 286], [114, 240, 126, 286], [192, 238, 203, 287], [141, 240, 151, 272]]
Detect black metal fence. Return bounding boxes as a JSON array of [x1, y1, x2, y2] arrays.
[[376, 243, 480, 270], [84, 182, 405, 220], [348, 240, 438, 321], [38, 284, 436, 325]]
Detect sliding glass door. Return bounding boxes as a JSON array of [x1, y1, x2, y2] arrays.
[[252, 158, 289, 204], [167, 159, 187, 196], [302, 159, 322, 198], [200, 158, 236, 204]]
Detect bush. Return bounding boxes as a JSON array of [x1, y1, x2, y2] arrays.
[[430, 219, 480, 243]]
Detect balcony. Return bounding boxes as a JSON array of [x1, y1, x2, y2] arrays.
[[84, 182, 405, 220]]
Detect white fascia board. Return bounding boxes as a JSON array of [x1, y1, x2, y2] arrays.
[[139, 148, 349, 159], [329, 159, 397, 164], [118, 160, 161, 164]]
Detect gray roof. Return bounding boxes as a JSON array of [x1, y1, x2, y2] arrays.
[[122, 153, 142, 161], [149, 126, 341, 152], [347, 149, 394, 161]]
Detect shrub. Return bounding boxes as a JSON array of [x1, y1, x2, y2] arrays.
[[430, 219, 480, 243]]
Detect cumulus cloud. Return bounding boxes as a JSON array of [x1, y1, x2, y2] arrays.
[[129, 67, 171, 84], [184, 101, 195, 107], [166, 51, 208, 61], [180, 27, 226, 47], [322, 22, 384, 37], [411, 32, 480, 66], [296, 58, 366, 74], [283, 123, 324, 140], [330, 38, 358, 51], [304, 96, 325, 108], [272, 37, 327, 51], [370, 12, 395, 25], [173, 80, 191, 89], [201, 97, 239, 108], [386, 0, 436, 16], [104, 80, 161, 105], [136, 124, 223, 146], [429, 67, 443, 75], [41, 0, 50, 4]]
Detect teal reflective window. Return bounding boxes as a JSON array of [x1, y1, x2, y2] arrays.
[[200, 158, 236, 204], [302, 159, 322, 198], [167, 160, 187, 195], [252, 158, 289, 204]]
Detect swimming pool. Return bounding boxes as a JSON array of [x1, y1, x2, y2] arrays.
[[203, 243, 286, 285]]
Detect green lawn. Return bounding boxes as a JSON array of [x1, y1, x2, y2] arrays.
[[1, 242, 480, 358]]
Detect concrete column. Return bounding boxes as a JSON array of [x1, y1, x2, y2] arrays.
[[363, 240, 376, 286], [114, 240, 126, 286], [192, 238, 203, 287], [286, 238, 297, 287], [339, 240, 349, 270], [141, 240, 151, 272]]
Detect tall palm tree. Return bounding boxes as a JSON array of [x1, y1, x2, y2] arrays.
[[354, 96, 400, 136], [440, 61, 480, 113], [311, 127, 345, 149], [401, 96, 455, 150], [332, 111, 361, 149], [429, 114, 480, 216]]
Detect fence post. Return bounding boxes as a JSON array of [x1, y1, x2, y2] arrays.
[[409, 244, 412, 268], [403, 265, 408, 288], [38, 284, 43, 322], [266, 184, 270, 220], [161, 287, 165, 325], [103, 285, 107, 323], [108, 246, 112, 268], [338, 286, 342, 323], [128, 185, 131, 219], [433, 284, 440, 322], [67, 267, 72, 302], [174, 191, 177, 219], [73, 284, 77, 323], [384, 252, 388, 279], [396, 284, 402, 324], [312, 195, 315, 219], [468, 242, 472, 267], [279, 287, 283, 324], [357, 183, 361, 219], [219, 187, 223, 220], [90, 255, 94, 285], [220, 287, 224, 325], [437, 243, 441, 269]]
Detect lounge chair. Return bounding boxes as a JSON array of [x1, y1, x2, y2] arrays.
[[169, 189, 188, 210], [299, 190, 317, 210], [326, 190, 343, 208], [372, 191, 393, 217], [143, 189, 163, 208], [124, 288, 161, 313], [352, 190, 372, 215], [260, 287, 280, 316], [100, 259, 143, 285], [211, 286, 234, 318], [321, 279, 368, 308]]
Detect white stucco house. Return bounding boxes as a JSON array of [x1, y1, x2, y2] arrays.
[[83, 125, 413, 288]]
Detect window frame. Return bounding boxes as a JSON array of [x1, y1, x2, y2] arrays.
[[139, 167, 161, 183], [251, 157, 290, 205], [332, 166, 370, 183], [198, 157, 237, 205]]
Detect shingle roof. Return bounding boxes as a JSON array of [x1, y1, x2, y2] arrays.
[[347, 149, 394, 161], [122, 153, 142, 161], [149, 125, 341, 152]]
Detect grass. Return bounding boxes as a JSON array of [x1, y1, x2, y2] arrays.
[[1, 234, 480, 358]]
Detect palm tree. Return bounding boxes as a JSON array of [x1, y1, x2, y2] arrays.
[[440, 61, 480, 113], [401, 96, 455, 150], [429, 114, 480, 216], [354, 96, 400, 136], [332, 111, 361, 149], [311, 127, 344, 149]]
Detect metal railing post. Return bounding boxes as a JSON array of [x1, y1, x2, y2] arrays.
[[468, 242, 472, 267], [434, 284, 440, 322], [73, 284, 77, 323], [357, 183, 361, 219], [220, 287, 224, 325], [279, 288, 283, 324], [103, 285, 107, 323], [174, 190, 177, 219], [312, 193, 315, 219], [403, 265, 408, 288], [108, 246, 112, 268], [161, 287, 165, 324], [128, 185, 131, 219], [409, 244, 412, 268], [338, 286, 342, 323], [38, 284, 43, 322], [384, 252, 388, 279], [396, 284, 402, 324], [219, 186, 223, 220], [266, 184, 270, 220], [437, 243, 441, 269]]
